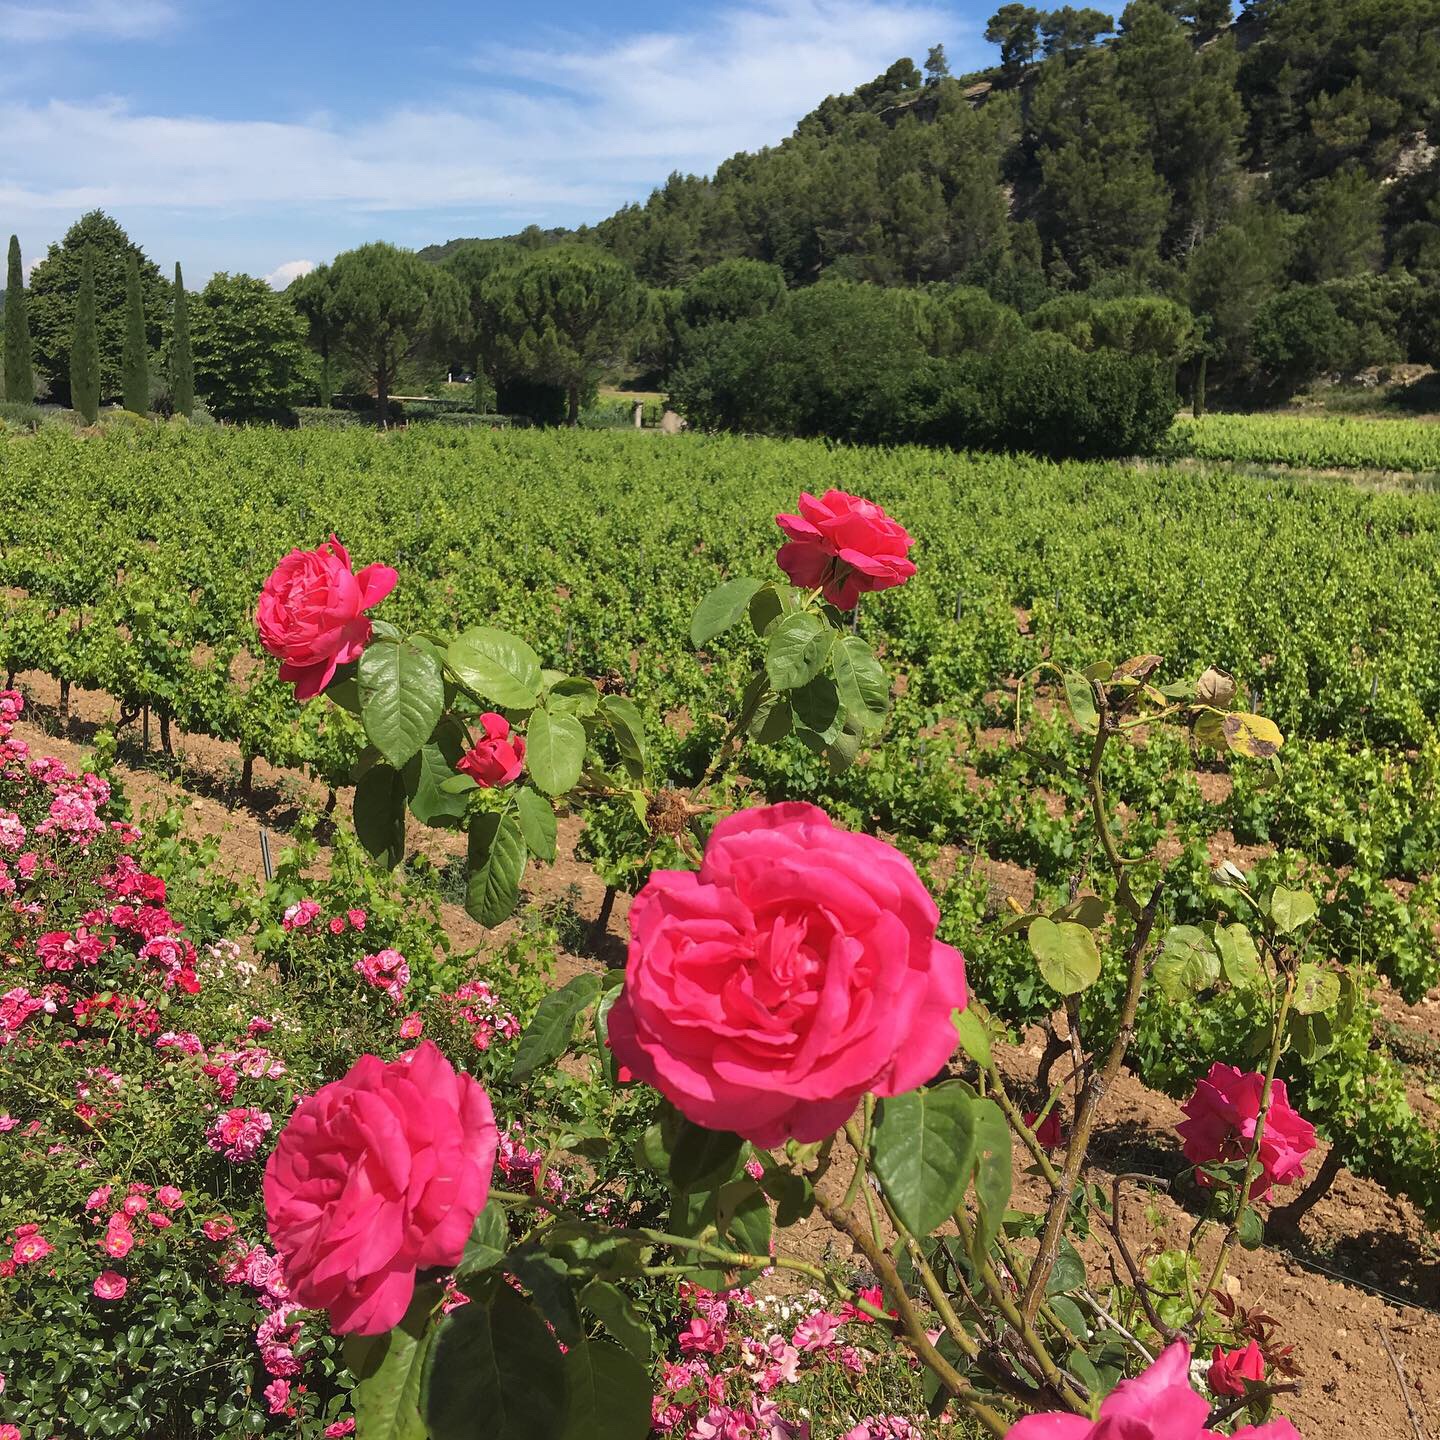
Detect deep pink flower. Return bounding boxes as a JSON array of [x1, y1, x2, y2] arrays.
[[399, 1013, 424, 1040], [1025, 1109, 1064, 1151], [0, 1423, 19, 1440], [347, 909, 367, 931], [607, 803, 968, 1146], [1209, 1340, 1265, 1398], [256, 536, 397, 700], [203, 1217, 236, 1242], [678, 1316, 727, 1355], [102, 1219, 134, 1259], [456, 713, 526, 789], [12, 1232, 51, 1265], [1177, 1064, 1316, 1202], [1005, 1341, 1303, 1439], [324, 1422, 356, 1438], [263, 1041, 498, 1335], [93, 1270, 128, 1301], [206, 1106, 273, 1163], [264, 1377, 291, 1416], [156, 1185, 184, 1211], [775, 490, 916, 610]]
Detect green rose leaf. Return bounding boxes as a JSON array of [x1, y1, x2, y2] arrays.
[[358, 637, 444, 769], [599, 695, 647, 774], [423, 1284, 566, 1440], [953, 1005, 992, 1068], [1028, 917, 1102, 995], [830, 635, 889, 731], [354, 761, 406, 870], [526, 708, 586, 796], [511, 972, 603, 1081], [448, 626, 542, 710], [345, 1282, 437, 1440], [765, 612, 834, 691], [873, 1084, 981, 1236], [561, 1338, 651, 1440], [691, 577, 764, 647], [516, 786, 558, 861], [458, 1202, 509, 1278], [970, 1098, 1012, 1266], [401, 718, 469, 827], [579, 1281, 652, 1364], [465, 812, 526, 927]]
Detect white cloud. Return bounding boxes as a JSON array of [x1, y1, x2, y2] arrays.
[[0, 0, 176, 42], [264, 259, 316, 289], [2, 0, 967, 274]]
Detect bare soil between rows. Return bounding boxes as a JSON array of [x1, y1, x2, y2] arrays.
[[9, 672, 1440, 1438]]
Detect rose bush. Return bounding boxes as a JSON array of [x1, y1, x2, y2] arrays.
[[606, 802, 968, 1145]]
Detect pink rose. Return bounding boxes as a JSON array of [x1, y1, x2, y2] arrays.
[[1006, 1341, 1301, 1439], [263, 1041, 499, 1335], [264, 1377, 291, 1416], [202, 1217, 236, 1242], [0, 1424, 19, 1440], [156, 1185, 184, 1211], [607, 803, 968, 1146], [256, 536, 397, 701], [93, 1270, 128, 1301], [456, 713, 526, 788], [1177, 1064, 1316, 1202], [775, 490, 916, 610], [1024, 1109, 1064, 1152]]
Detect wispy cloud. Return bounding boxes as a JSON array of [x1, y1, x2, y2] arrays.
[[3, 0, 964, 275], [0, 0, 176, 43]]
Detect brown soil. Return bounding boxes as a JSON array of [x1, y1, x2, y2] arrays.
[[9, 672, 1440, 1435]]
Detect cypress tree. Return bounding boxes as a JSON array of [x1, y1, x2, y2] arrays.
[[4, 235, 35, 403], [122, 253, 149, 414], [170, 262, 194, 418], [70, 251, 100, 423]]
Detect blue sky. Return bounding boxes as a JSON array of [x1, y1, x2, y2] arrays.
[[0, 0, 995, 285]]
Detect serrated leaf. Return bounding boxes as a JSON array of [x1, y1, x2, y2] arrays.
[[791, 673, 840, 734], [1236, 1206, 1263, 1251], [448, 627, 542, 710], [765, 612, 833, 690], [423, 1284, 565, 1440], [401, 720, 470, 826], [668, 1121, 746, 1194], [527, 708, 586, 796], [516, 787, 557, 861], [599, 695, 646, 771], [345, 1283, 436, 1440], [578, 1282, 651, 1364], [512, 973, 603, 1080], [830, 635, 889, 731], [561, 1339, 651, 1440], [953, 1005, 992, 1068], [1028, 917, 1102, 995], [748, 694, 793, 743], [748, 585, 785, 637], [358, 639, 444, 768], [873, 1085, 981, 1236], [354, 762, 406, 869], [691, 577, 764, 647], [970, 1099, 1011, 1265], [465, 812, 526, 926], [459, 1203, 508, 1277]]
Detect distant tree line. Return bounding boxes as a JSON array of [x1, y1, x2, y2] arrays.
[[4, 0, 1439, 449]]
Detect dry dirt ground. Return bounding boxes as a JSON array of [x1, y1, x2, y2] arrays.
[[10, 671, 1440, 1438]]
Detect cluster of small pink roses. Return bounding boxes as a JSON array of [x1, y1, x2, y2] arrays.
[[440, 976, 521, 1052], [282, 900, 367, 935], [653, 1283, 916, 1440], [353, 947, 410, 1005]]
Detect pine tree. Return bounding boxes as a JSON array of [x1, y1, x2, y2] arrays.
[[4, 235, 35, 403], [122, 253, 149, 414], [169, 262, 194, 418], [70, 251, 100, 423]]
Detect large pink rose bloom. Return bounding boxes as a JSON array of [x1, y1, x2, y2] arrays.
[[1006, 1341, 1302, 1440], [775, 490, 917, 611], [1176, 1063, 1316, 1202], [607, 802, 968, 1146], [263, 1042, 498, 1335], [256, 535, 398, 701]]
